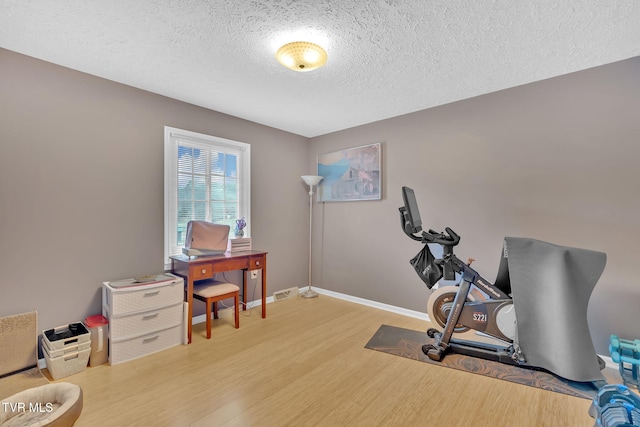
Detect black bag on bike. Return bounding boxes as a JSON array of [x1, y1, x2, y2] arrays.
[[410, 245, 442, 289]]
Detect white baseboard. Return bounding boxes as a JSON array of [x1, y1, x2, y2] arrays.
[[312, 287, 430, 320], [599, 355, 618, 370]]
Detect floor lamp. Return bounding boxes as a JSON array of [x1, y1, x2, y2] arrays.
[[301, 175, 323, 298]]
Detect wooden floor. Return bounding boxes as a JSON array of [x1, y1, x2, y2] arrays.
[[51, 295, 601, 427]]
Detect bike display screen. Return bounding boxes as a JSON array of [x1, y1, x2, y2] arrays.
[[402, 186, 422, 233]]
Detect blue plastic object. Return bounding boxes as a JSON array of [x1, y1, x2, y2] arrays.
[[610, 335, 640, 389], [589, 384, 640, 427]]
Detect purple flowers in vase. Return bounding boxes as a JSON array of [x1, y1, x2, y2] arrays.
[[235, 217, 246, 238]]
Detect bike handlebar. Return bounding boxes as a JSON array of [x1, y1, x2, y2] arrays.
[[399, 205, 460, 247], [421, 227, 460, 246]]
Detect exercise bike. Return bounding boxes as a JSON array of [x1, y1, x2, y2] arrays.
[[399, 186, 606, 383]]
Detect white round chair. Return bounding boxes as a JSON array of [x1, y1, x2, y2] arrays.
[[0, 382, 83, 426]]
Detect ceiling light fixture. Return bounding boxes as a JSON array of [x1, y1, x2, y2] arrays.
[[276, 41, 327, 72]]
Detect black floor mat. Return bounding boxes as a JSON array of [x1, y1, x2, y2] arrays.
[[365, 324, 602, 400]]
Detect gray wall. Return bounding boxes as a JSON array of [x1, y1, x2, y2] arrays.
[[0, 48, 310, 329], [2, 46, 638, 356], [309, 57, 640, 354]]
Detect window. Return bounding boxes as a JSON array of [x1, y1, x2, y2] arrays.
[[164, 127, 250, 265]]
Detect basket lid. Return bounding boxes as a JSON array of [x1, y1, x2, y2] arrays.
[[84, 315, 108, 327]]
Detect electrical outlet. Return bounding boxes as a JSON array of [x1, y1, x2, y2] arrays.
[[250, 270, 258, 279]]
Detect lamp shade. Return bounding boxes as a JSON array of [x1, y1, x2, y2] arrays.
[[276, 42, 327, 72], [302, 175, 323, 186]]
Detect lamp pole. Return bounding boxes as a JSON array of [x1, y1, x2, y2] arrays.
[[301, 176, 323, 298]]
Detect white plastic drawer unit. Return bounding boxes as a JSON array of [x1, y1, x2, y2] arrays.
[[109, 324, 183, 365], [102, 273, 185, 365], [103, 275, 184, 316], [107, 303, 183, 340]]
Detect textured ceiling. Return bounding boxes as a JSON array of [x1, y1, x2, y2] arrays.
[[2, 1, 640, 137]]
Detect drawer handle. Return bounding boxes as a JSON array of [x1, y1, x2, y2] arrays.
[[142, 335, 159, 344], [143, 291, 160, 297], [142, 312, 159, 320], [256, 261, 260, 266], [201, 268, 207, 274]]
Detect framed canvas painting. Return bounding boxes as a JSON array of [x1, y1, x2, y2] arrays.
[[317, 143, 381, 202]]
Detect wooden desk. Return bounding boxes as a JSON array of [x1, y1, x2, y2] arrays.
[[170, 250, 267, 344]]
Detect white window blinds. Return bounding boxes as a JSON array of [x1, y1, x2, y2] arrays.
[[164, 127, 250, 264]]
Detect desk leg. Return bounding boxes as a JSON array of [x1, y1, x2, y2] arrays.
[[242, 270, 247, 312], [187, 277, 193, 344], [262, 261, 267, 318]]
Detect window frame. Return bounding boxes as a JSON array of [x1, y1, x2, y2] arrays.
[[164, 126, 251, 267]]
